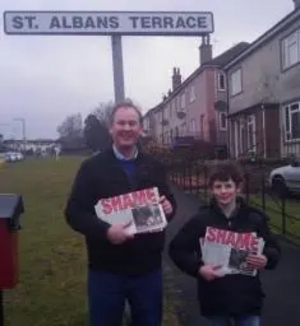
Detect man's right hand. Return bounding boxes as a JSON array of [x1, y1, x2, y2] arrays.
[[106, 220, 135, 245], [199, 264, 224, 281]]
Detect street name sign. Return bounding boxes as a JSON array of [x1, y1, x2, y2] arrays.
[[3, 11, 214, 36], [3, 10, 214, 103]]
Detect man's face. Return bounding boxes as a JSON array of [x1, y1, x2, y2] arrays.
[[110, 106, 142, 149], [210, 178, 240, 206]]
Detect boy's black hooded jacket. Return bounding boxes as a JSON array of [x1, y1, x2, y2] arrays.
[[168, 198, 280, 317], [64, 148, 176, 275]]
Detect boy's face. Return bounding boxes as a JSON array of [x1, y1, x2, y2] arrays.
[[210, 178, 240, 205]]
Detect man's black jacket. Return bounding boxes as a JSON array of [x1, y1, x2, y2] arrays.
[[64, 148, 176, 275], [169, 198, 281, 317]]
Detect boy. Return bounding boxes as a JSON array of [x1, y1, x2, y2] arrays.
[[169, 162, 280, 326]]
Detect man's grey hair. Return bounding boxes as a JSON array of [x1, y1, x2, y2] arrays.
[[109, 100, 143, 126]]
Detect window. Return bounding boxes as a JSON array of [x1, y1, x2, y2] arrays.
[[165, 131, 169, 144], [144, 118, 150, 132], [217, 72, 226, 91], [181, 93, 186, 109], [282, 30, 300, 69], [175, 97, 179, 111], [239, 119, 247, 154], [170, 129, 173, 141], [168, 104, 172, 118], [247, 115, 256, 151], [181, 122, 186, 136], [219, 112, 227, 130], [190, 86, 196, 102], [189, 119, 196, 135], [230, 68, 242, 96], [284, 102, 300, 141]]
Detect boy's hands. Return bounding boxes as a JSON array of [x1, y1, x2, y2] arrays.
[[107, 220, 134, 244], [159, 195, 173, 215], [246, 254, 268, 270], [199, 265, 225, 281]]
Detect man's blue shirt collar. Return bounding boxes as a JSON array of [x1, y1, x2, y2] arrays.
[[112, 145, 138, 161]]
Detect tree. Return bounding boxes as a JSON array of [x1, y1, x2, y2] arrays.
[[57, 113, 85, 151], [83, 114, 111, 152], [93, 101, 115, 126], [57, 113, 83, 140], [0, 134, 3, 151], [83, 101, 115, 152]]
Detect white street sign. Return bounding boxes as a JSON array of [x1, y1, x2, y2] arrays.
[[3, 11, 214, 36]]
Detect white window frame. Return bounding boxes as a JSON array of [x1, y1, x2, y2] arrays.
[[247, 115, 256, 153], [181, 93, 186, 109], [167, 104, 171, 118], [181, 122, 186, 136], [190, 86, 196, 102], [239, 118, 246, 155], [230, 68, 242, 96], [217, 72, 226, 91], [219, 112, 227, 130], [234, 120, 239, 157], [143, 117, 150, 132], [284, 101, 300, 142], [165, 130, 169, 144], [282, 29, 300, 70], [189, 118, 196, 136]]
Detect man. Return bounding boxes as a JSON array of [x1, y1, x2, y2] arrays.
[[64, 101, 176, 326]]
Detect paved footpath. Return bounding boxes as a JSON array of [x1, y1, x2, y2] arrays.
[[164, 185, 300, 326]]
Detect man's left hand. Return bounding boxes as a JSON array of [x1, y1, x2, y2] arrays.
[[246, 253, 268, 270], [159, 196, 173, 216]]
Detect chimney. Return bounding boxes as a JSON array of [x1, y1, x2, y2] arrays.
[[199, 34, 212, 66], [172, 67, 182, 91], [293, 0, 300, 8]]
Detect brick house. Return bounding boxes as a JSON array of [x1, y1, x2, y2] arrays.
[[223, 2, 300, 158], [143, 36, 249, 156]]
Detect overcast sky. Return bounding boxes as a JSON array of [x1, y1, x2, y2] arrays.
[[0, 0, 294, 139]]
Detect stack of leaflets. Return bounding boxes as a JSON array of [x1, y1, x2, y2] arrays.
[[200, 226, 265, 276], [94, 187, 167, 235]]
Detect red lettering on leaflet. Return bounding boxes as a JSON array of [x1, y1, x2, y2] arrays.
[[101, 198, 112, 214], [111, 196, 124, 212], [225, 231, 236, 246], [122, 194, 134, 209], [216, 229, 227, 244], [205, 227, 216, 242], [132, 190, 147, 206]]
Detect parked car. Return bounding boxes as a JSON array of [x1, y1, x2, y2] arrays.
[[4, 151, 24, 163], [269, 158, 300, 197]]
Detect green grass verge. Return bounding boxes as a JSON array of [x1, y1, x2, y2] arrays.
[[248, 194, 300, 242], [0, 156, 179, 326]]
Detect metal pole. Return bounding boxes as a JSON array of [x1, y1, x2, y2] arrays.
[[0, 290, 4, 326], [22, 119, 27, 152], [111, 35, 125, 103]]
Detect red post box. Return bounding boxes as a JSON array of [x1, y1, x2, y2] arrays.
[[0, 194, 24, 289]]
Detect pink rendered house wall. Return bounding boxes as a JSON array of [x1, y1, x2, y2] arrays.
[[186, 67, 217, 142]]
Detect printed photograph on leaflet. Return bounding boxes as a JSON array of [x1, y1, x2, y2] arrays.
[[200, 226, 265, 276], [94, 187, 167, 234]]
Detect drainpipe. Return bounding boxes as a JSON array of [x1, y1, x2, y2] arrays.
[[262, 103, 266, 158], [225, 70, 231, 158]]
